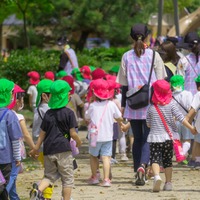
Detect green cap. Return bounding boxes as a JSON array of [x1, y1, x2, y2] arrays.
[[110, 65, 120, 73], [195, 75, 200, 83], [89, 66, 96, 72], [0, 78, 14, 108], [56, 70, 67, 79], [48, 80, 71, 109], [170, 75, 184, 88], [71, 68, 83, 81], [36, 79, 53, 107]]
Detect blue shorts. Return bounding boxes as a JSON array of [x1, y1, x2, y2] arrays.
[[176, 122, 194, 140], [194, 133, 200, 143], [89, 141, 112, 157]]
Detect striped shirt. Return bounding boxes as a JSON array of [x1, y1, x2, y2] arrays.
[[176, 53, 200, 95], [146, 102, 185, 143], [117, 48, 167, 119]]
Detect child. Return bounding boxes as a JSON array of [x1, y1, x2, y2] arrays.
[[27, 71, 40, 111], [0, 79, 22, 200], [44, 71, 55, 81], [6, 84, 35, 200], [32, 79, 54, 200], [85, 79, 123, 187], [186, 75, 200, 168], [170, 75, 194, 163], [30, 80, 82, 200], [146, 79, 196, 192]]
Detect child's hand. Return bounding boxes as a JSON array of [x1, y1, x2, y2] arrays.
[[191, 127, 198, 135], [76, 140, 82, 148], [15, 160, 21, 166], [29, 149, 39, 159], [121, 122, 130, 132]]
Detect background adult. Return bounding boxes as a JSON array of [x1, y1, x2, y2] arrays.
[[117, 24, 166, 186], [176, 32, 200, 95], [57, 36, 79, 75]]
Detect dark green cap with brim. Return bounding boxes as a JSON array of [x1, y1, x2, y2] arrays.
[[0, 78, 14, 108], [48, 80, 71, 109], [170, 75, 184, 88], [36, 79, 53, 107], [195, 75, 200, 83], [56, 70, 67, 79]]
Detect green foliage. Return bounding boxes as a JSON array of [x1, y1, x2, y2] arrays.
[[0, 47, 129, 90], [0, 48, 59, 90]]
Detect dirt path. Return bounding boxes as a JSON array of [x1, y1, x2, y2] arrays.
[[17, 131, 200, 200]]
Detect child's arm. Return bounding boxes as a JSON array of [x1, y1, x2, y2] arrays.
[[121, 121, 131, 132], [20, 119, 35, 149], [70, 128, 82, 147], [11, 140, 21, 166], [35, 130, 46, 150], [185, 107, 196, 124], [182, 118, 197, 135]]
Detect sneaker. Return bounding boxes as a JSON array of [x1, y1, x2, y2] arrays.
[[194, 162, 200, 170], [87, 176, 99, 185], [101, 179, 111, 187], [153, 175, 162, 192], [30, 183, 41, 200], [120, 154, 129, 161], [163, 182, 172, 191], [110, 158, 118, 164], [187, 160, 196, 168], [135, 166, 145, 186]]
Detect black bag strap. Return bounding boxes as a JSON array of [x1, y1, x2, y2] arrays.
[[172, 96, 188, 113], [0, 109, 8, 123], [147, 50, 155, 87], [37, 108, 43, 120]]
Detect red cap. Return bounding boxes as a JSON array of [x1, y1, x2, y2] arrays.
[[91, 68, 106, 80], [152, 80, 172, 105], [80, 66, 91, 80], [7, 84, 25, 109], [44, 71, 55, 81], [27, 71, 40, 85], [62, 75, 75, 94], [93, 79, 113, 100]]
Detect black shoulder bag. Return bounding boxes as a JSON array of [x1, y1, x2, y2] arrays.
[[126, 50, 155, 109]]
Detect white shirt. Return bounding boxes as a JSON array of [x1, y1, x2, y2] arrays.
[[191, 92, 200, 133], [27, 85, 37, 108], [85, 100, 122, 142]]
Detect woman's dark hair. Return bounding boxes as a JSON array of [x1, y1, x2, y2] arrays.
[[159, 41, 180, 65], [195, 82, 200, 89], [191, 43, 200, 63], [134, 35, 145, 58]]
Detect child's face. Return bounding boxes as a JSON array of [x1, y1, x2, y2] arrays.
[[16, 97, 24, 111]]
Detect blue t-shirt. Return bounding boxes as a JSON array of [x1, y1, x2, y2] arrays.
[[0, 108, 22, 164]]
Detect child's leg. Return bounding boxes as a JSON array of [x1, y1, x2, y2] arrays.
[[90, 155, 99, 177], [101, 156, 111, 180], [112, 140, 117, 159], [164, 167, 172, 183], [38, 179, 51, 192], [151, 163, 160, 175], [62, 187, 72, 200]]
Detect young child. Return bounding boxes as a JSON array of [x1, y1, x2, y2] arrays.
[[85, 79, 123, 187], [30, 80, 82, 200], [44, 71, 55, 81], [170, 75, 194, 163], [186, 75, 200, 168], [32, 79, 54, 200], [6, 84, 35, 200], [146, 80, 196, 192], [27, 71, 40, 111], [0, 79, 22, 200]]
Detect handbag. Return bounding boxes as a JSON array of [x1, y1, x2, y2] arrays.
[[126, 50, 155, 109], [88, 101, 108, 147], [154, 104, 186, 162]]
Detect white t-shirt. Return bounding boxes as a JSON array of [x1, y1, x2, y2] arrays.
[[27, 85, 37, 108], [85, 100, 122, 142], [191, 92, 200, 133]]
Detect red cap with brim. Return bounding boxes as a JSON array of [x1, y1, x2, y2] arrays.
[[27, 71, 40, 85], [152, 80, 172, 105]]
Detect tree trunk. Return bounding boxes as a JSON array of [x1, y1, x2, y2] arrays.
[[76, 30, 90, 52], [157, 0, 163, 37], [0, 24, 2, 50], [22, 11, 30, 49], [173, 0, 180, 36]]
